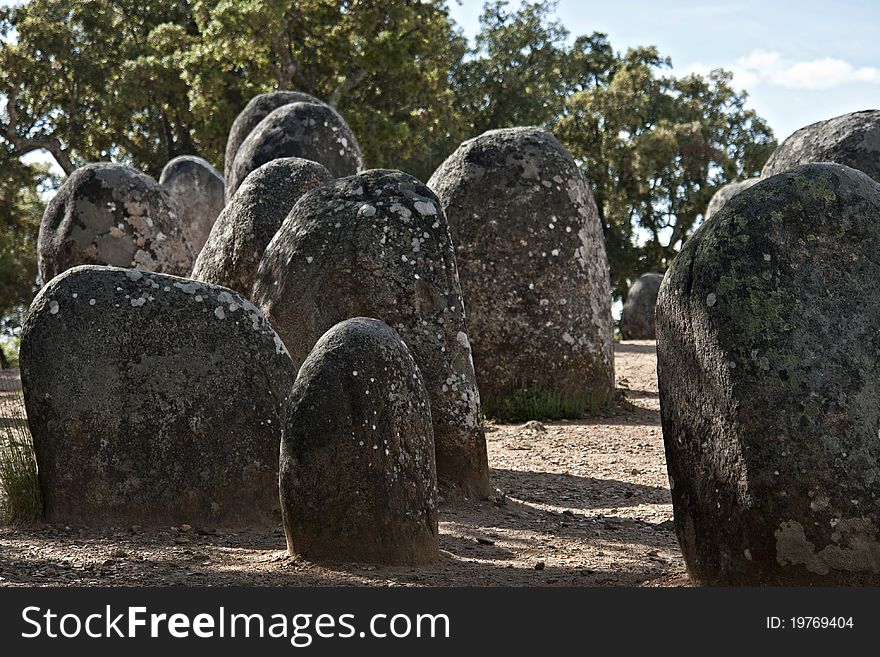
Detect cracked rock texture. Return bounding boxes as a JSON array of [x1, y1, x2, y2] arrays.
[[20, 265, 295, 527], [192, 157, 332, 297], [429, 127, 615, 417], [620, 272, 663, 340], [223, 91, 325, 183], [656, 163, 880, 585], [252, 169, 489, 498], [705, 178, 759, 220], [761, 110, 880, 183], [159, 155, 226, 254], [280, 317, 438, 565], [38, 163, 196, 284], [227, 101, 362, 199]]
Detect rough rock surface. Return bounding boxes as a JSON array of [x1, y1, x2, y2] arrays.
[[252, 169, 489, 498], [620, 272, 663, 340], [19, 265, 295, 527], [280, 317, 438, 565], [227, 101, 362, 199], [656, 163, 880, 585], [191, 158, 332, 297], [705, 178, 759, 220], [159, 155, 226, 253], [428, 127, 615, 419], [761, 110, 880, 183], [224, 91, 324, 182], [38, 163, 196, 284]]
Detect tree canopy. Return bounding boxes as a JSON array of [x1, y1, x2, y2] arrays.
[[0, 0, 776, 337]]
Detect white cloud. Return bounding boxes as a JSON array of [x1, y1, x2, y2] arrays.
[[684, 50, 880, 91]]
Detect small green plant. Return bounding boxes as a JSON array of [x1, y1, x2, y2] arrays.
[[0, 392, 42, 525], [482, 385, 610, 423]]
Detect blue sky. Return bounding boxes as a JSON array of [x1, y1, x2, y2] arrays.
[[449, 0, 880, 141]]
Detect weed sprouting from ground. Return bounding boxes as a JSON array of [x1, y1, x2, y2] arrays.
[[0, 380, 42, 525]]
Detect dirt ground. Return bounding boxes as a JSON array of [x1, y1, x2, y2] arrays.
[[0, 341, 690, 587]]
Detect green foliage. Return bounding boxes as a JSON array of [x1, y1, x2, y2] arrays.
[[184, 0, 468, 181], [459, 1, 777, 300], [0, 391, 41, 524], [0, 0, 777, 317], [482, 385, 607, 422], [0, 162, 45, 338]]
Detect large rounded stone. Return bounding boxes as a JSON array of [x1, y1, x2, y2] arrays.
[[428, 127, 615, 420], [656, 163, 880, 585], [620, 272, 663, 340], [705, 178, 759, 220], [38, 163, 196, 284], [761, 110, 880, 182], [224, 91, 324, 182], [252, 169, 489, 498], [227, 101, 362, 200], [19, 265, 295, 527], [159, 155, 226, 254], [280, 317, 438, 565], [191, 158, 332, 297]]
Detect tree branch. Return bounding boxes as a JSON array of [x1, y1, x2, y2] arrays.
[[328, 68, 368, 107], [2, 87, 76, 174]]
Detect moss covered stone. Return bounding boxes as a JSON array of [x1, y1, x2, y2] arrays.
[[656, 163, 880, 585]]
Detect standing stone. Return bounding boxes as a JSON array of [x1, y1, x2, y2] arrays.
[[19, 265, 295, 527], [191, 158, 332, 297], [38, 163, 195, 284], [656, 163, 880, 585], [429, 127, 614, 420], [224, 91, 324, 182], [227, 101, 363, 200], [761, 110, 880, 183], [620, 272, 663, 340], [705, 178, 759, 220], [159, 155, 226, 254], [280, 317, 438, 565], [252, 169, 489, 498]]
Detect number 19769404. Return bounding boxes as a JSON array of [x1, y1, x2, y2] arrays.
[[766, 617, 854, 630]]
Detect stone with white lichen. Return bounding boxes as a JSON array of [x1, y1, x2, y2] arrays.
[[19, 265, 295, 527], [656, 162, 880, 585], [280, 317, 438, 565], [252, 169, 489, 498], [227, 101, 363, 200], [761, 109, 880, 183], [428, 127, 615, 420], [620, 272, 664, 340], [159, 155, 226, 254], [38, 163, 196, 285], [191, 157, 332, 297], [223, 90, 327, 183]]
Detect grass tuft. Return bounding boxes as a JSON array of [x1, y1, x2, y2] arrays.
[[482, 385, 611, 423], [0, 385, 42, 525]]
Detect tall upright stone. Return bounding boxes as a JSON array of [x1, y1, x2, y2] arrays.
[[224, 91, 324, 182], [705, 178, 759, 220], [20, 265, 295, 527], [761, 110, 880, 183], [192, 158, 332, 297], [280, 317, 438, 565], [620, 272, 663, 340], [657, 163, 880, 585], [38, 163, 195, 284], [227, 101, 362, 199], [429, 127, 614, 420], [252, 169, 489, 498], [159, 155, 226, 254]]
